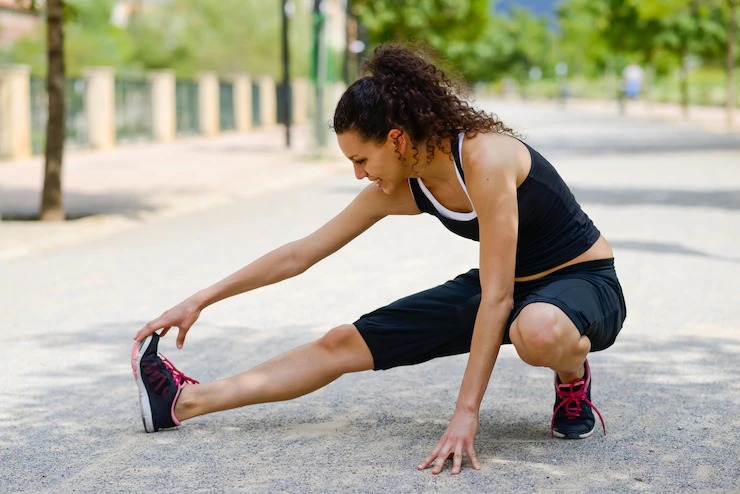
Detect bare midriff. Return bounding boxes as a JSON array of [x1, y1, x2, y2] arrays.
[[514, 235, 614, 283]]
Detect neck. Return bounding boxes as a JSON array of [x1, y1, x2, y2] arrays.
[[407, 137, 457, 185]]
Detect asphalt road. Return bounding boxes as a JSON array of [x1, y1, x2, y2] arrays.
[[1, 100, 738, 493]]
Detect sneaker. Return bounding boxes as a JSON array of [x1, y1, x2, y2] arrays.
[[551, 359, 606, 439], [131, 332, 199, 433]]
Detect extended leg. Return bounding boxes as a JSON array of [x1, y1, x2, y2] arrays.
[[174, 324, 374, 421]]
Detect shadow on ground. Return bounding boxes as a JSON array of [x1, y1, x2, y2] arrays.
[[0, 187, 160, 221], [1, 320, 738, 492], [572, 186, 740, 211]]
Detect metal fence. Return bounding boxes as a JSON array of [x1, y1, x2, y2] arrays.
[[29, 76, 88, 154], [251, 81, 261, 127], [219, 81, 235, 131], [115, 79, 152, 142], [175, 80, 199, 135]]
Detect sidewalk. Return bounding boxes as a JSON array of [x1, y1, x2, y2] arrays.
[[0, 125, 347, 259]]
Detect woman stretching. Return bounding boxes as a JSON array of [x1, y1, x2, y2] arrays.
[[132, 44, 626, 475]]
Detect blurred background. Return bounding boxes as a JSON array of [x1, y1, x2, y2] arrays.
[[0, 0, 738, 219], [2, 0, 737, 104]]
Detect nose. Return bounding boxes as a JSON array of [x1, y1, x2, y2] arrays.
[[353, 163, 367, 180]]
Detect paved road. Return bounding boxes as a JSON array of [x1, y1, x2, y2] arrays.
[[1, 101, 738, 493]]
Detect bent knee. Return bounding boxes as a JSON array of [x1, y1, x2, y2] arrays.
[[510, 304, 564, 366]]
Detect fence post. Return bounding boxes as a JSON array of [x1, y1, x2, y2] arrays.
[[197, 72, 219, 136], [148, 69, 176, 142], [0, 65, 32, 161], [83, 67, 115, 149], [292, 77, 309, 125], [258, 76, 277, 128], [231, 73, 252, 133]]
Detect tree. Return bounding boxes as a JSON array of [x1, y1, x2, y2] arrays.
[[18, 0, 66, 220], [40, 0, 66, 220], [125, 0, 313, 79], [351, 0, 490, 81], [627, 0, 726, 114]]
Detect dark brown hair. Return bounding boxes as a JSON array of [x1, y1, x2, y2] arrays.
[[332, 43, 514, 168]]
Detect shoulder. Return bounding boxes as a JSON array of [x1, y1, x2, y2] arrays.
[[355, 180, 421, 217], [460, 132, 530, 184]]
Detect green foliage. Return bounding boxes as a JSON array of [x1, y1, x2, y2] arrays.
[[1, 0, 313, 78], [2, 0, 737, 100], [125, 0, 313, 78], [352, 0, 492, 81]]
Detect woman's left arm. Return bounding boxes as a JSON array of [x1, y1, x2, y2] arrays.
[[418, 135, 522, 475]]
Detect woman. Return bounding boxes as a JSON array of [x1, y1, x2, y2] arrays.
[[132, 44, 626, 475]]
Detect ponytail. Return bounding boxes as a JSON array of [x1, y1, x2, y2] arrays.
[[333, 43, 513, 166]]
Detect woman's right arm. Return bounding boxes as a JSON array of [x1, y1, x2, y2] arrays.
[[134, 184, 419, 347]]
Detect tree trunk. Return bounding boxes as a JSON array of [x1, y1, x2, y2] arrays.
[[727, 0, 738, 128], [40, 0, 65, 221]]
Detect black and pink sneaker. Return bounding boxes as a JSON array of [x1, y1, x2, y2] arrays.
[[551, 360, 606, 439], [131, 333, 199, 433]]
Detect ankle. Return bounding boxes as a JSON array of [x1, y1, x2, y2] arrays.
[[174, 384, 199, 422], [556, 362, 585, 384]]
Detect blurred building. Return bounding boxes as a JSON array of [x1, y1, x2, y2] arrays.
[[0, 0, 40, 47]]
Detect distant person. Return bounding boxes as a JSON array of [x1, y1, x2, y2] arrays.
[[132, 44, 627, 475], [622, 63, 644, 99]]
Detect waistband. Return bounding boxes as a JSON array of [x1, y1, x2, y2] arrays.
[[517, 258, 616, 285]]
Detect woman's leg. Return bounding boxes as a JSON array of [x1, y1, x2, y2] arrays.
[[174, 324, 374, 421], [509, 302, 607, 438], [508, 302, 591, 383]]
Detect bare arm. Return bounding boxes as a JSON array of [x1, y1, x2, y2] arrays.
[[194, 184, 408, 308], [135, 183, 419, 346], [419, 134, 526, 475]]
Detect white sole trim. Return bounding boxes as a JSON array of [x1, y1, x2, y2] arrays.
[[552, 424, 596, 439], [131, 336, 155, 433]]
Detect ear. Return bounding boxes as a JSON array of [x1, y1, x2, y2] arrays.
[[387, 129, 406, 154]]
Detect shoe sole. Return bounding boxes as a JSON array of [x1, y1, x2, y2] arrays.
[[131, 335, 156, 433], [552, 425, 595, 439]]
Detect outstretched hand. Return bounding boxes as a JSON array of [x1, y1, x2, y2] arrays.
[[134, 296, 202, 349], [418, 408, 481, 475]]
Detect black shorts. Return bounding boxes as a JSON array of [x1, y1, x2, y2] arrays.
[[354, 259, 627, 371]]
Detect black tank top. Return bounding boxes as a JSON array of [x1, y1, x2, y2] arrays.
[[408, 133, 601, 278]]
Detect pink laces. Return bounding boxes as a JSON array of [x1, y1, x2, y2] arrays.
[[551, 369, 606, 437], [160, 354, 200, 387]]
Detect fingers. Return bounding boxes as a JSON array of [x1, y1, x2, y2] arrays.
[[160, 327, 171, 338], [431, 450, 454, 475], [134, 318, 165, 342], [418, 441, 479, 475], [176, 326, 189, 349], [417, 442, 443, 471], [467, 444, 481, 470], [451, 443, 464, 475]]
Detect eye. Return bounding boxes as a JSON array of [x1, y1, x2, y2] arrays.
[[354, 159, 366, 166]]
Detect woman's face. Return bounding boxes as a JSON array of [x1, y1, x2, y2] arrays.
[[336, 130, 409, 195]]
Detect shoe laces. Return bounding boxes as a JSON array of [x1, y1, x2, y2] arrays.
[[160, 354, 199, 387], [551, 376, 606, 437]]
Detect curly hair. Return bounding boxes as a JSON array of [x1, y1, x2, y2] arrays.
[[332, 43, 514, 169]]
